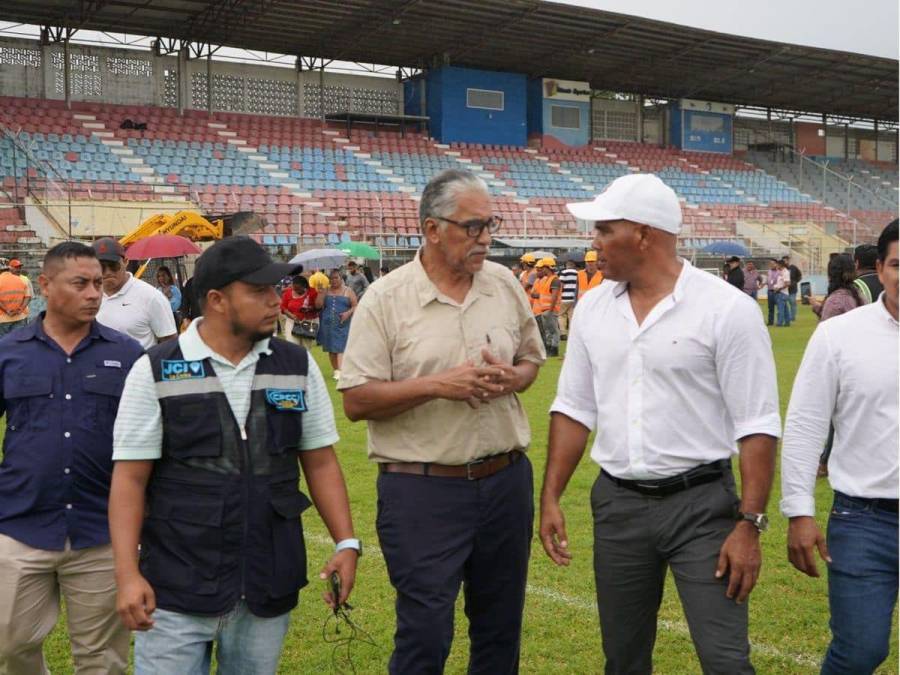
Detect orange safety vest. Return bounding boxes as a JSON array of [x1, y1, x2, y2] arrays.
[[533, 274, 561, 314], [0, 272, 27, 317], [577, 269, 603, 297]]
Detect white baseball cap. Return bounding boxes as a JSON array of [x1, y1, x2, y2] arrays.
[[566, 173, 682, 235]]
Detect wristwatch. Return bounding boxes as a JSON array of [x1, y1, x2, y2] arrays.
[[335, 538, 363, 557], [738, 512, 769, 532]]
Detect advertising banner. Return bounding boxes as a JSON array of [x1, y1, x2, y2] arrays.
[[542, 79, 591, 102]]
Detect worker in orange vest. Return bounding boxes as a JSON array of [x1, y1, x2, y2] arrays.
[[531, 257, 561, 356], [0, 257, 31, 337], [577, 250, 603, 301], [519, 253, 537, 297]]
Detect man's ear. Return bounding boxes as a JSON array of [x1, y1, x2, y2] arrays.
[[423, 218, 442, 245]]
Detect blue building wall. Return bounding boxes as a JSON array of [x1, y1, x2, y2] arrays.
[[425, 66, 527, 146], [426, 69, 444, 141], [526, 78, 590, 147], [542, 99, 590, 147], [682, 110, 733, 153], [527, 78, 543, 136], [669, 104, 733, 154], [669, 102, 682, 149], [403, 79, 421, 116]]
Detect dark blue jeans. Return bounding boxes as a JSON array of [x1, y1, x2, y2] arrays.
[[766, 290, 776, 325], [821, 492, 898, 675], [776, 293, 791, 326], [376, 454, 533, 675]]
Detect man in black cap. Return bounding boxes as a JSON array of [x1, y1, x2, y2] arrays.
[[725, 256, 745, 291], [108, 236, 360, 674]]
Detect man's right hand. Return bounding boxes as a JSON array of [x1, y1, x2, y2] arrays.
[[787, 516, 831, 577], [116, 573, 157, 631], [434, 362, 503, 408], [539, 498, 572, 566]]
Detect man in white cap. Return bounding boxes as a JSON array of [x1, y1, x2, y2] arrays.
[[539, 174, 781, 674]]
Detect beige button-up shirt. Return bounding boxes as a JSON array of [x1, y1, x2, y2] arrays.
[[338, 251, 546, 464]]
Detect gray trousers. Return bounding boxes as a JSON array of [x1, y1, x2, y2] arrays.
[[536, 312, 559, 350], [591, 470, 754, 675]]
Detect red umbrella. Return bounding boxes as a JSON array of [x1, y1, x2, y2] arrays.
[[126, 234, 203, 259]]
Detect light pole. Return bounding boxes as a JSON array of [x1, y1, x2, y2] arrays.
[[296, 206, 303, 255]]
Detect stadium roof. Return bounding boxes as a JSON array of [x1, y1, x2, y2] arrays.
[[3, 0, 897, 122]]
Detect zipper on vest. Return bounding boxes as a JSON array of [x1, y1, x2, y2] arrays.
[[239, 423, 251, 600]]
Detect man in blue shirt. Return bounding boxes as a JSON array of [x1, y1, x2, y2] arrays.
[[0, 241, 143, 674]]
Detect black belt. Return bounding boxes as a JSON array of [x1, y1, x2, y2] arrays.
[[836, 492, 899, 513], [601, 459, 731, 498]]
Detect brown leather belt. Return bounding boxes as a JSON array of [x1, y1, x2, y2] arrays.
[[378, 450, 523, 481]]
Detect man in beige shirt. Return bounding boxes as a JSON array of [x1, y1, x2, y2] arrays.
[[339, 168, 545, 674]]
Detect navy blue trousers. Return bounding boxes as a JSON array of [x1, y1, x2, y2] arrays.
[[376, 454, 533, 675]]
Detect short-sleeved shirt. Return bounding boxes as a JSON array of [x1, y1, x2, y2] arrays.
[[559, 267, 578, 302], [0, 316, 143, 550], [347, 271, 369, 299], [338, 250, 546, 464], [112, 318, 338, 461], [97, 273, 177, 349]]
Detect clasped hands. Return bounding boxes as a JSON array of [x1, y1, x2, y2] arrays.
[[439, 348, 520, 409]]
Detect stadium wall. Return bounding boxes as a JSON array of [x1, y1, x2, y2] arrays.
[[425, 66, 527, 146], [671, 99, 734, 154], [794, 121, 826, 155], [592, 98, 641, 143], [0, 37, 402, 118], [526, 78, 591, 148]]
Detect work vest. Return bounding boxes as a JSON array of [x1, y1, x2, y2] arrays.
[[533, 274, 561, 314], [577, 269, 603, 297], [142, 338, 311, 618], [519, 269, 532, 290], [0, 272, 27, 316]]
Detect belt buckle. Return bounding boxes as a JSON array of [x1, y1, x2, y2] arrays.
[[466, 458, 486, 481], [635, 481, 666, 498], [635, 482, 662, 491]]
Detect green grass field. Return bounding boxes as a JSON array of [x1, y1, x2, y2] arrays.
[[6, 302, 898, 674]]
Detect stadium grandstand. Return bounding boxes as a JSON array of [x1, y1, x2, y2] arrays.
[[0, 1, 897, 284]]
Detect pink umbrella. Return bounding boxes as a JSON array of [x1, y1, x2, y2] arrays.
[[126, 234, 203, 259]]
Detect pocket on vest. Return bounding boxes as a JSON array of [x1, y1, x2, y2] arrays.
[[268, 491, 312, 597], [161, 399, 222, 458], [267, 413, 303, 454], [141, 493, 226, 594]]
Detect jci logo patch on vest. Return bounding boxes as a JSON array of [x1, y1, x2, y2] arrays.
[[161, 359, 206, 381], [266, 388, 306, 412]]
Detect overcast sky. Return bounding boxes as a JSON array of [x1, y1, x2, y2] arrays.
[[554, 0, 898, 59]]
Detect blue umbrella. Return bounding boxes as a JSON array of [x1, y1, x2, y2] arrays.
[[700, 241, 749, 257]]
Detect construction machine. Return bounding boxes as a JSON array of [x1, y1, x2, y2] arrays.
[[120, 210, 267, 279], [119, 210, 266, 246]]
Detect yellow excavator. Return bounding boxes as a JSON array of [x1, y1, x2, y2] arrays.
[[119, 211, 223, 247], [120, 210, 266, 278]]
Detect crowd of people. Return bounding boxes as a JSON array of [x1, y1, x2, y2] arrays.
[[0, 168, 896, 675]]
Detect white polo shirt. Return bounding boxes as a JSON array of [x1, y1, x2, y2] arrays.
[[781, 296, 899, 517], [113, 318, 339, 460], [551, 258, 782, 480], [97, 273, 177, 349]]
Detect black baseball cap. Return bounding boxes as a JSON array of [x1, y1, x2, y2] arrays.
[[726, 255, 741, 263], [93, 237, 126, 262], [193, 236, 301, 298]]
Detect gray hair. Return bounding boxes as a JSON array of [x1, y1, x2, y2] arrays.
[[419, 169, 489, 231]]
